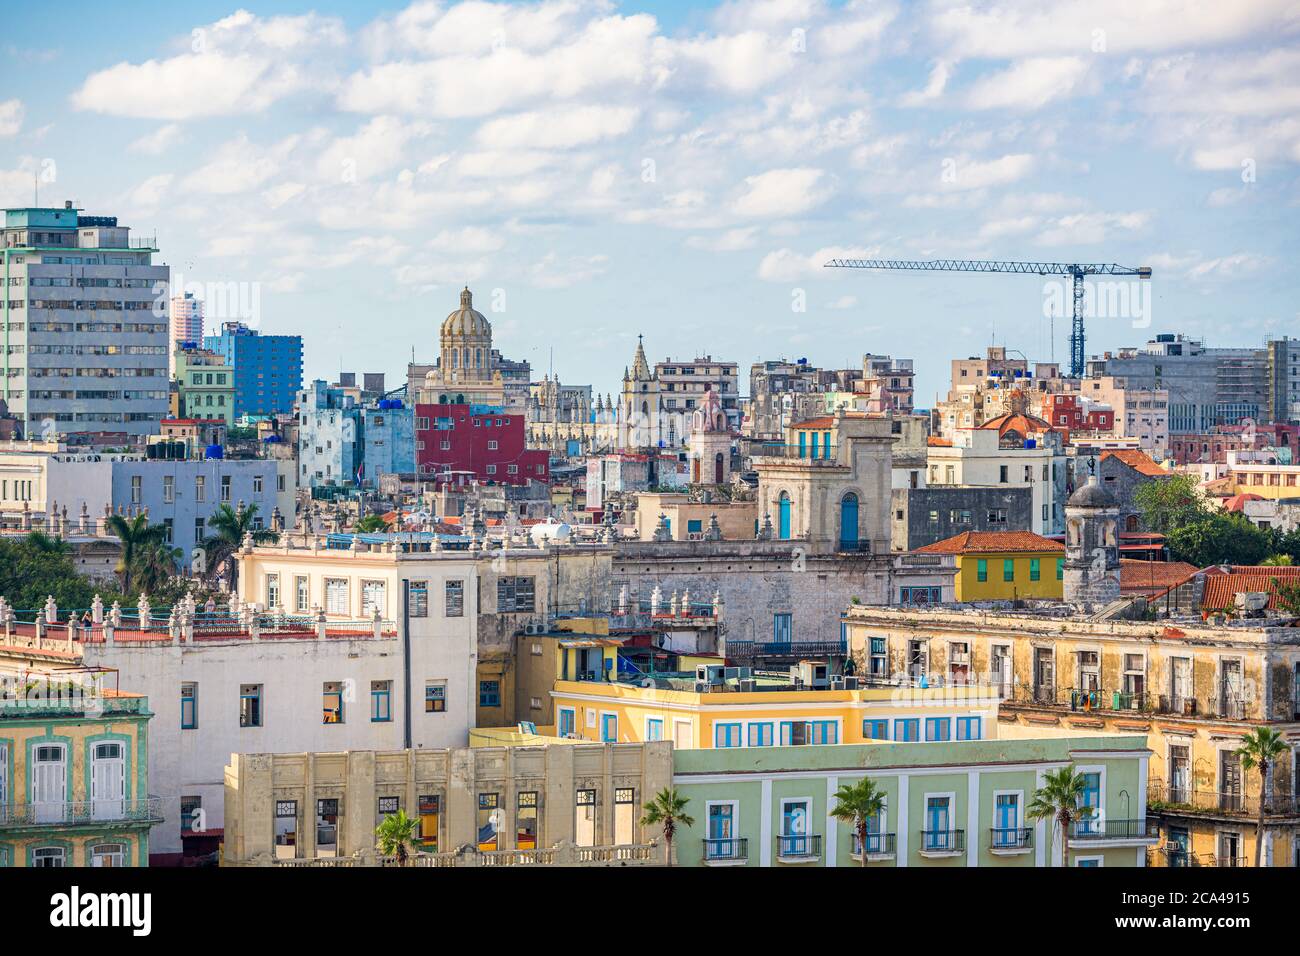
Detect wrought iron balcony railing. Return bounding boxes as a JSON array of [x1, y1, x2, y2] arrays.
[[851, 832, 897, 857], [990, 826, 1033, 849], [702, 837, 748, 862], [0, 796, 163, 829], [775, 833, 822, 859], [920, 829, 965, 853], [1070, 818, 1159, 840]]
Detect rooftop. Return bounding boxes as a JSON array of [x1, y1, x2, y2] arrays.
[[916, 530, 1064, 555], [1100, 448, 1167, 477]]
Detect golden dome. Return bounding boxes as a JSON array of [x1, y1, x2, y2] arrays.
[[440, 287, 491, 340]]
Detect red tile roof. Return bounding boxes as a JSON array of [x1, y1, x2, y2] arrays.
[[1118, 559, 1198, 596], [1100, 449, 1166, 477], [1223, 493, 1264, 513], [978, 412, 1051, 436], [916, 530, 1065, 554], [791, 417, 835, 429], [927, 436, 953, 447], [1200, 566, 1300, 611]]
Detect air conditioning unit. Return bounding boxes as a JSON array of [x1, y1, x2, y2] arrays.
[[723, 666, 752, 681], [737, 678, 757, 693], [830, 676, 846, 690], [693, 681, 710, 693], [843, 676, 861, 691], [696, 664, 725, 685]]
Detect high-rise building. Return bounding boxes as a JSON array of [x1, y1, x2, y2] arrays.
[[203, 321, 303, 418], [1, 202, 169, 439], [169, 291, 204, 375]]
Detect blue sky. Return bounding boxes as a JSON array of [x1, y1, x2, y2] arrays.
[[2, 0, 1298, 404]]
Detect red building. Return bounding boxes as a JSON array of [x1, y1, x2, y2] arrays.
[[1042, 393, 1114, 435], [415, 403, 548, 486], [1168, 423, 1300, 464]]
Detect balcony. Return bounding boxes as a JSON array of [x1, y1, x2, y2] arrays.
[[989, 827, 1033, 854], [1147, 783, 1284, 818], [0, 797, 164, 831], [1070, 818, 1160, 843], [702, 837, 748, 865], [775, 833, 822, 863], [850, 831, 897, 861], [919, 829, 965, 858]]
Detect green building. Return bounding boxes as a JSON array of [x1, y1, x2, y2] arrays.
[[174, 345, 235, 427], [673, 735, 1157, 868]]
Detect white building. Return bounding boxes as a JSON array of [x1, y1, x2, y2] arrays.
[[926, 428, 1067, 535]]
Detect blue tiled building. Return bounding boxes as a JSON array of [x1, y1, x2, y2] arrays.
[[203, 321, 303, 417]]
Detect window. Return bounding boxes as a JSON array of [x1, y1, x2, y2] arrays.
[[253, 475, 263, 494], [316, 799, 339, 857], [956, 716, 981, 740], [646, 718, 664, 741], [748, 722, 774, 747], [615, 788, 636, 845], [371, 680, 392, 721], [893, 718, 919, 742], [425, 681, 446, 713], [1029, 558, 1041, 581], [863, 719, 889, 740], [240, 684, 262, 727], [517, 791, 539, 849], [714, 723, 742, 748], [32, 847, 66, 868], [295, 576, 309, 613], [325, 578, 348, 615], [1056, 558, 1064, 580], [322, 681, 344, 723], [869, 637, 887, 678], [408, 581, 428, 618], [361, 580, 386, 617], [220, 475, 232, 502], [925, 717, 951, 741], [181, 682, 197, 729], [130, 475, 141, 503], [479, 681, 501, 708], [601, 712, 617, 742], [773, 612, 792, 642], [378, 796, 401, 820], [497, 576, 535, 612], [1003, 558, 1014, 583], [444, 580, 464, 617], [976, 559, 988, 583], [266, 573, 280, 609], [992, 793, 1021, 848], [274, 801, 298, 858], [163, 475, 174, 503], [576, 789, 597, 847], [418, 795, 440, 850]]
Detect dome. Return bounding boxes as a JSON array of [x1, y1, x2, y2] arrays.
[[1067, 476, 1117, 509], [441, 287, 491, 339]]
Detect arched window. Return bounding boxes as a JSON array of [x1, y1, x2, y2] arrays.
[[778, 492, 792, 540], [714, 452, 724, 484], [839, 493, 859, 550], [1125, 514, 1139, 533], [451, 350, 459, 369]]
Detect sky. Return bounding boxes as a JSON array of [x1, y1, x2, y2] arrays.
[[2, 0, 1298, 405]]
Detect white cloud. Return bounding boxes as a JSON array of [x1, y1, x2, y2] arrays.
[[943, 153, 1035, 191], [0, 99, 24, 136], [427, 227, 506, 254], [529, 252, 610, 288], [900, 60, 953, 106], [1035, 210, 1150, 246], [475, 105, 639, 150], [128, 124, 183, 155], [733, 167, 830, 217], [181, 134, 299, 195], [757, 244, 877, 281], [964, 57, 1090, 110], [686, 227, 760, 251], [128, 173, 173, 208], [825, 294, 858, 309], [314, 116, 432, 183]]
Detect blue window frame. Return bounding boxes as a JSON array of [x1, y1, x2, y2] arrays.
[[863, 719, 888, 740], [371, 682, 392, 722], [956, 716, 981, 741], [1078, 772, 1101, 833], [478, 680, 500, 708], [1056, 557, 1064, 580], [993, 793, 1019, 847], [823, 432, 831, 458], [778, 493, 791, 539], [687, 519, 703, 534], [924, 796, 951, 849], [600, 713, 617, 743], [773, 613, 792, 642], [181, 683, 197, 729], [646, 718, 664, 741], [714, 723, 743, 748], [893, 718, 920, 742], [925, 717, 951, 742], [748, 722, 773, 747], [808, 721, 838, 745], [558, 708, 575, 737], [1030, 558, 1041, 581], [797, 432, 807, 457]]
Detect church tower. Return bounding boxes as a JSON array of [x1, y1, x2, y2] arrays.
[[620, 334, 660, 449], [1063, 473, 1121, 608]]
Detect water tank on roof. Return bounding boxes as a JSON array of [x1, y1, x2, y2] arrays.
[[1024, 438, 1036, 449], [205, 444, 224, 459]]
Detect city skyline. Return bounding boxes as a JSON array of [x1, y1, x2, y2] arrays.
[[2, 0, 1297, 403]]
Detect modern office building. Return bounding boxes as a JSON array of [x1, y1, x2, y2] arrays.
[[203, 321, 303, 418], [1, 202, 169, 439], [169, 292, 204, 375]]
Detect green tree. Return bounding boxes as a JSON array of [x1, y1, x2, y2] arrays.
[[1261, 554, 1294, 566], [830, 776, 887, 868], [0, 537, 97, 611], [375, 809, 420, 866], [200, 503, 277, 591], [23, 531, 71, 556], [105, 513, 168, 595], [1274, 577, 1300, 617], [1235, 727, 1288, 867], [1134, 473, 1208, 534], [1166, 513, 1272, 568], [354, 514, 388, 533], [640, 787, 694, 867], [1027, 764, 1094, 868]]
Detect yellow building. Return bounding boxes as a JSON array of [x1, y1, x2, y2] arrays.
[[550, 662, 1000, 751], [1225, 450, 1300, 500], [0, 661, 161, 867], [916, 530, 1064, 601], [843, 603, 1300, 867]]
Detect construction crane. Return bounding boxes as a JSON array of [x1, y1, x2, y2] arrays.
[[823, 258, 1152, 378]]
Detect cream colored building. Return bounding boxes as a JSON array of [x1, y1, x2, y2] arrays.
[[223, 741, 672, 865], [632, 492, 757, 542], [926, 428, 1066, 535]]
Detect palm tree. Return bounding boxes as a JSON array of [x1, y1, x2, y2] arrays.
[[201, 503, 277, 590], [1027, 764, 1094, 868], [1236, 726, 1287, 867], [831, 776, 887, 867], [640, 787, 694, 867], [135, 541, 183, 594], [375, 809, 420, 866], [105, 513, 168, 595], [24, 531, 70, 555]]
